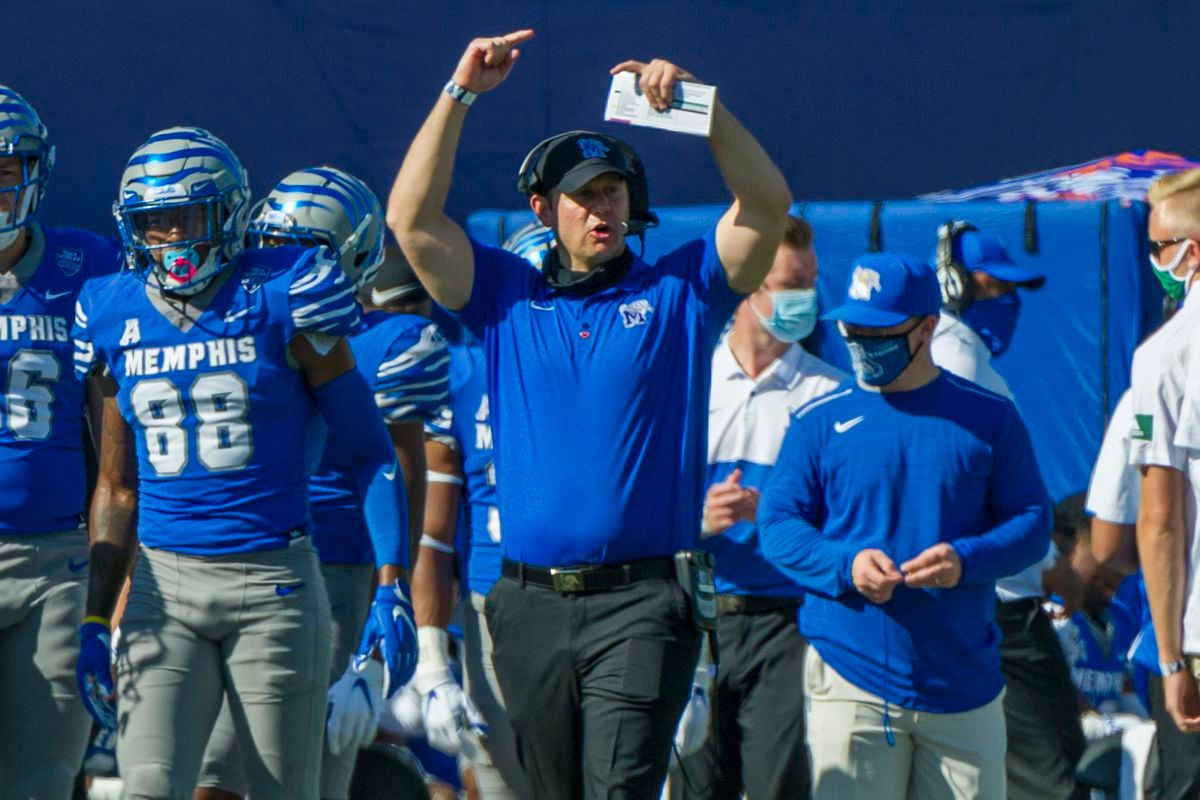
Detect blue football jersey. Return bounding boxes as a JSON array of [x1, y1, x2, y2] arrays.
[[427, 342, 498, 596], [73, 246, 360, 555], [309, 312, 450, 564], [1054, 599, 1137, 710], [0, 225, 119, 535]]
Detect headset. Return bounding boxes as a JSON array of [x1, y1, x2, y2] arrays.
[[516, 130, 659, 235], [934, 219, 978, 313]]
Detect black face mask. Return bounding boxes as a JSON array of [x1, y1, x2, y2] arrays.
[[542, 247, 634, 296]]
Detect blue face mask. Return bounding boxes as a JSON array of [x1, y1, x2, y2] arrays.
[[843, 321, 921, 387], [749, 288, 818, 343], [962, 292, 1021, 357]]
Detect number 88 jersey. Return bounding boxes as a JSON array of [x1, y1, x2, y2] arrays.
[[0, 226, 118, 535], [73, 246, 360, 555]]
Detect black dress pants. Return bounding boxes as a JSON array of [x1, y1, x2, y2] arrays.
[[996, 598, 1088, 800], [485, 576, 701, 800], [679, 603, 809, 800], [1148, 673, 1200, 799]]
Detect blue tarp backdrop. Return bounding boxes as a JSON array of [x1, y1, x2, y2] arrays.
[[12, 1, 1200, 235], [469, 201, 1158, 502]]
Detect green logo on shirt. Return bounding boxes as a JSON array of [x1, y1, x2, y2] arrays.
[[1132, 414, 1153, 441]]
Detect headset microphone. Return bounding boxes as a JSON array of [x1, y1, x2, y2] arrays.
[[621, 212, 660, 237]]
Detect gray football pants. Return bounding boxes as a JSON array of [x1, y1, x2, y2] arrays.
[[0, 530, 91, 800], [463, 591, 534, 799], [116, 540, 332, 800], [197, 561, 374, 799]]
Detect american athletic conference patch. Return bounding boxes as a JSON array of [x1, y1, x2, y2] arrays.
[[56, 247, 84, 276]]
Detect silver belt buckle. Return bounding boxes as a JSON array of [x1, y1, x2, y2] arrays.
[[549, 567, 586, 593]]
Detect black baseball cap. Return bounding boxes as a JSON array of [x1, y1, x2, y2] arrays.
[[535, 132, 633, 194]]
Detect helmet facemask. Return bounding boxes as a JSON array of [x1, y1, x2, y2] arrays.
[[122, 198, 234, 295]]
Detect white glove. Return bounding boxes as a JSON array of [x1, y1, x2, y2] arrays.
[[326, 657, 385, 756], [379, 681, 425, 738], [674, 647, 715, 758], [411, 626, 489, 759]]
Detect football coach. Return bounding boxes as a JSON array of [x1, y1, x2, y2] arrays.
[[386, 29, 791, 799]]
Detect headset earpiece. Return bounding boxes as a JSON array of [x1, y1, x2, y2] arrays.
[[936, 220, 977, 313]]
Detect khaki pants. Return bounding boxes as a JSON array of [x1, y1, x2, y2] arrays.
[[805, 646, 1007, 800]]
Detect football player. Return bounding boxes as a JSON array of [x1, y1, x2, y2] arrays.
[[0, 85, 120, 798], [196, 168, 448, 800], [72, 129, 416, 799]]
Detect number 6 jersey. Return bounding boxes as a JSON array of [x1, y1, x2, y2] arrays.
[[0, 225, 119, 535], [73, 246, 360, 555]]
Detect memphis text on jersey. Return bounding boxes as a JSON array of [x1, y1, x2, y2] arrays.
[[0, 314, 70, 343], [122, 337, 257, 377]]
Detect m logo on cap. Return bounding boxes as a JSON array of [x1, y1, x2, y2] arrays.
[[848, 267, 882, 301], [577, 138, 610, 160]]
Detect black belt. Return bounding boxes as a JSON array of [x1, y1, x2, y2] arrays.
[[715, 594, 799, 615], [501, 557, 675, 594]]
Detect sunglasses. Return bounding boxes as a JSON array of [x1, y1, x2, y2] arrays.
[[1150, 237, 1188, 257]]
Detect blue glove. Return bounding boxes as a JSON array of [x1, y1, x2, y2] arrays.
[[76, 620, 117, 730], [356, 580, 418, 698]]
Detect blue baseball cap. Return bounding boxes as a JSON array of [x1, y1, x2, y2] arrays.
[[951, 230, 1045, 287], [823, 252, 942, 327]]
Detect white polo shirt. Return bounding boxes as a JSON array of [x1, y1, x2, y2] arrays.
[[932, 310, 1013, 400], [1129, 298, 1200, 652], [702, 335, 846, 596], [1086, 390, 1138, 526], [932, 308, 1053, 601]]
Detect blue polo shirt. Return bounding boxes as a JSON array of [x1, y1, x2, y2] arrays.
[[455, 232, 739, 567]]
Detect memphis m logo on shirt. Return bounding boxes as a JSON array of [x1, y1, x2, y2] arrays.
[[619, 299, 654, 328], [123, 336, 258, 377], [0, 314, 70, 343]]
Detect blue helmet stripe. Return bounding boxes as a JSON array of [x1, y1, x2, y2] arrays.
[[274, 181, 365, 223]]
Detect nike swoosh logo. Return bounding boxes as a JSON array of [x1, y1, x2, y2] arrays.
[[224, 307, 251, 323], [351, 677, 375, 712], [44, 289, 72, 301], [68, 558, 89, 572], [275, 581, 305, 597], [834, 416, 865, 434], [383, 462, 397, 481], [393, 601, 415, 632], [529, 300, 555, 311]]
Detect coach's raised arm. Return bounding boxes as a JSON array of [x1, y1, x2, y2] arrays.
[[385, 30, 792, 306]]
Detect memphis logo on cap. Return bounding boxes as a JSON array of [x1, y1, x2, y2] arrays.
[[576, 138, 610, 159], [848, 266, 882, 301]]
